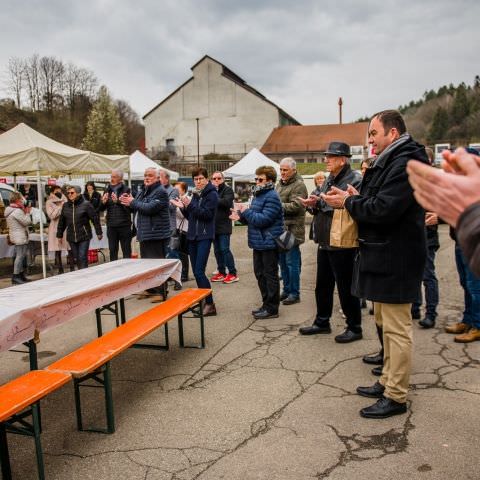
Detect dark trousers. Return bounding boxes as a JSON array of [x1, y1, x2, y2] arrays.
[[140, 239, 168, 295], [70, 240, 90, 270], [213, 234, 237, 275], [179, 251, 189, 281], [107, 225, 132, 261], [315, 247, 362, 333], [412, 246, 439, 319], [253, 249, 280, 314], [189, 239, 214, 304]]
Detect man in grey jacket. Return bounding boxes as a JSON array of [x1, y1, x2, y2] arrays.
[[276, 157, 308, 305]]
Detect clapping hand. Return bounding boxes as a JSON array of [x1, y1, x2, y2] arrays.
[[111, 192, 118, 203], [320, 186, 349, 208], [101, 192, 109, 204], [170, 198, 184, 208], [298, 195, 319, 208], [119, 193, 133, 206], [229, 208, 240, 221]]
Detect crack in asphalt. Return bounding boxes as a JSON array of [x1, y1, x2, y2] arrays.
[[316, 410, 415, 479]]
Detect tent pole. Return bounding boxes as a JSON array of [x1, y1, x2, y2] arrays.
[[36, 169, 47, 278]]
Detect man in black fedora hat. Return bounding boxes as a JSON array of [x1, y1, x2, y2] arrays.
[[298, 141, 363, 343]]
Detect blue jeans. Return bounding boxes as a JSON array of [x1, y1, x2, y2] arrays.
[[189, 239, 214, 304], [213, 234, 236, 275], [413, 246, 439, 319], [70, 240, 90, 270], [455, 243, 480, 328], [279, 245, 301, 299]]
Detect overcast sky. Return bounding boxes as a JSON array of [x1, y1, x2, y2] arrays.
[[0, 0, 478, 124]]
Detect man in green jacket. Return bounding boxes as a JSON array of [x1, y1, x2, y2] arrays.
[[276, 157, 308, 304]]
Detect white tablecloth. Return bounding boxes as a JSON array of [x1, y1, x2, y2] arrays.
[[0, 259, 181, 352], [0, 226, 108, 259]]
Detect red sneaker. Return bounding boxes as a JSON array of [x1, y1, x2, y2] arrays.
[[210, 273, 226, 282], [223, 273, 239, 284]]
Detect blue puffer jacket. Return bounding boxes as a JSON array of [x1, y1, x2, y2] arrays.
[[131, 182, 170, 242], [241, 184, 284, 250], [182, 182, 218, 241]]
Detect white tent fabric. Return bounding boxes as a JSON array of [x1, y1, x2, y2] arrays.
[[223, 148, 279, 181], [93, 150, 179, 181], [0, 123, 129, 175]]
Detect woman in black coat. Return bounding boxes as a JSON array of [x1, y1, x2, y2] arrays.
[[83, 181, 102, 213]]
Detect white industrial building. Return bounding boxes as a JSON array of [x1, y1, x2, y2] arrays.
[[143, 55, 300, 160]]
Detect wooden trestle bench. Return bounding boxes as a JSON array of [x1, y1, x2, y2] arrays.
[[0, 288, 211, 480]]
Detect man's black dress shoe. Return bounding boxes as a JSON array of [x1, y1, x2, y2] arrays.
[[254, 309, 279, 320], [371, 366, 382, 376], [419, 317, 435, 329], [299, 324, 332, 335], [280, 292, 288, 301], [411, 311, 421, 320], [360, 397, 407, 419], [356, 381, 385, 398], [335, 329, 362, 343], [362, 353, 383, 365], [252, 307, 264, 316]]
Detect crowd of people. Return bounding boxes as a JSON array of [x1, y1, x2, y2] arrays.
[[5, 107, 480, 420]]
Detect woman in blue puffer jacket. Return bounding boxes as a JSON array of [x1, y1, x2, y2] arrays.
[[172, 167, 218, 316], [230, 166, 284, 320]]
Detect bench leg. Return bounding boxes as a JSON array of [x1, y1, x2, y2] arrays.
[[0, 423, 12, 480], [32, 403, 45, 480], [2, 404, 46, 480], [131, 323, 169, 350], [177, 302, 205, 349], [73, 363, 115, 434], [119, 298, 126, 325]]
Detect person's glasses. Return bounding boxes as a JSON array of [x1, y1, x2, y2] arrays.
[[67, 191, 76, 196], [279, 168, 290, 172], [255, 177, 266, 183], [211, 176, 222, 180], [193, 177, 206, 182]]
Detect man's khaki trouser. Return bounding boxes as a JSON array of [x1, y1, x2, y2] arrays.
[[374, 302, 412, 403]]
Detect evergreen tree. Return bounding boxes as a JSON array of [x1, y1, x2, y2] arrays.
[[428, 107, 449, 142], [451, 84, 469, 124], [82, 85, 126, 154]]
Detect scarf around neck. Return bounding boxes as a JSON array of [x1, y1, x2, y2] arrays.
[[373, 133, 411, 167]]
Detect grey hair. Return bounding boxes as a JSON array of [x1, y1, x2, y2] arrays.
[[145, 167, 159, 177], [280, 157, 296, 169], [111, 169, 124, 179], [159, 169, 170, 180], [313, 171, 326, 180]]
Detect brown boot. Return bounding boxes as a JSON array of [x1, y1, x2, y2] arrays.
[[454, 328, 480, 343], [445, 322, 470, 334], [203, 303, 217, 317], [150, 295, 165, 303]]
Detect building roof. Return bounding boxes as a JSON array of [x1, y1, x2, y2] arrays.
[[143, 55, 300, 125], [261, 123, 369, 154]]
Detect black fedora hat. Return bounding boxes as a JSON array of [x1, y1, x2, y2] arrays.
[[322, 141, 352, 157]]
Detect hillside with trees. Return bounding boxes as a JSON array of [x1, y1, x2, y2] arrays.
[[0, 54, 144, 154], [358, 76, 480, 147]]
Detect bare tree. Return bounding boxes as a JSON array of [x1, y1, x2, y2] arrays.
[[39, 55, 65, 112], [23, 54, 40, 111], [5, 57, 23, 108]]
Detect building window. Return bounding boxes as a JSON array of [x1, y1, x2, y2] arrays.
[[166, 138, 175, 152]]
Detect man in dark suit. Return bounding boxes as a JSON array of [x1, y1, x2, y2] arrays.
[[323, 110, 428, 419]]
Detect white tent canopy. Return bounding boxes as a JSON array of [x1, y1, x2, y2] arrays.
[[93, 150, 179, 182], [0, 122, 129, 279], [0, 123, 129, 175], [223, 148, 279, 181]]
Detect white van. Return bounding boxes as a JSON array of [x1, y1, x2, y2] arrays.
[[0, 183, 15, 206]]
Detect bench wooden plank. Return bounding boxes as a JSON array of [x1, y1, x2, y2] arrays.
[[0, 370, 71, 423], [46, 288, 211, 377]]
